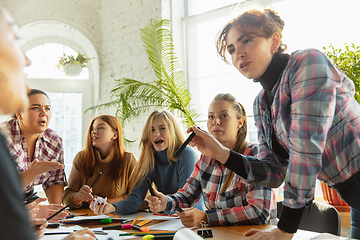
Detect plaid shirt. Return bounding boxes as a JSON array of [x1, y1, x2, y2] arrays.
[[244, 49, 360, 209], [165, 144, 277, 226], [1, 119, 67, 193]]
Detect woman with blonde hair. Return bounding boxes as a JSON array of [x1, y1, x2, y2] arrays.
[[63, 115, 137, 209], [91, 110, 201, 214], [147, 93, 276, 227]]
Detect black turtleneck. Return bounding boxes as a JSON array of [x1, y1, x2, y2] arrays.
[[256, 52, 290, 161]]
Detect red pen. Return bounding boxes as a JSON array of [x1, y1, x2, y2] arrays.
[[153, 213, 178, 217]]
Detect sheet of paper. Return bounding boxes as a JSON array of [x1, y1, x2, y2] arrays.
[[41, 225, 137, 240], [173, 228, 203, 240], [148, 218, 186, 231]]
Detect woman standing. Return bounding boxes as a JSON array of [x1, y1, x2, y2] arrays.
[[2, 89, 66, 204], [63, 115, 137, 209], [90, 110, 203, 215], [147, 94, 276, 227], [188, 9, 360, 239]]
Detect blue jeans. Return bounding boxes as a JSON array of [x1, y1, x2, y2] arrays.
[[332, 170, 360, 239]]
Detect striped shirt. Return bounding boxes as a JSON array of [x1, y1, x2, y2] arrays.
[[1, 119, 67, 193], [241, 49, 360, 209], [165, 145, 277, 226]]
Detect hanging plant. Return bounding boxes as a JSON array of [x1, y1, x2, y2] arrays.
[[55, 52, 94, 76]]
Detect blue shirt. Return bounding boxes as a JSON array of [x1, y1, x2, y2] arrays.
[[112, 146, 198, 214]]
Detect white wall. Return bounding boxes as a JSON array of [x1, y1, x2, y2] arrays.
[[2, 0, 169, 158]]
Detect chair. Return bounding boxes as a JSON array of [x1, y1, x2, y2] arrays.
[[277, 200, 341, 236]]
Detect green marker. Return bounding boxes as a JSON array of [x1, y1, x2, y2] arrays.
[[119, 233, 136, 236]]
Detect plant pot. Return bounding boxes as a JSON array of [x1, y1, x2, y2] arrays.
[[320, 182, 348, 206], [62, 63, 83, 77]]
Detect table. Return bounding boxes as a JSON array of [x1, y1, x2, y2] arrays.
[[61, 209, 337, 240], [65, 209, 276, 239]]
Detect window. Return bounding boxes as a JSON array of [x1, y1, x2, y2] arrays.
[[25, 43, 89, 79]]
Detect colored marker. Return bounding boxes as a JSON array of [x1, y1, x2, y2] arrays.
[[146, 178, 155, 196], [175, 204, 184, 212], [102, 224, 132, 230], [174, 127, 199, 158]]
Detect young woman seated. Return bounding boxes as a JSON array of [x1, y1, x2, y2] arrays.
[[63, 115, 137, 209], [1, 89, 66, 204], [90, 110, 203, 215], [147, 94, 277, 227]]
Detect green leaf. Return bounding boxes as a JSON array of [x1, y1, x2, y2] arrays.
[[87, 19, 199, 137]]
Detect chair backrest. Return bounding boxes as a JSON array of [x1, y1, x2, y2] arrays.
[[277, 200, 341, 236]]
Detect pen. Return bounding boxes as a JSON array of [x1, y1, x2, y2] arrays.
[[174, 128, 198, 158], [146, 178, 155, 196], [90, 171, 102, 188], [23, 191, 37, 202], [175, 204, 184, 212], [119, 233, 135, 236], [153, 213, 178, 217], [47, 203, 71, 221], [136, 232, 176, 236], [63, 218, 125, 224], [74, 230, 108, 235]]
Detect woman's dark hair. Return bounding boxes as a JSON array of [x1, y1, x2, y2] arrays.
[[28, 89, 49, 98], [12, 89, 50, 118], [216, 9, 287, 63]]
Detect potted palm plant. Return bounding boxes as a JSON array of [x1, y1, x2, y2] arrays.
[[55, 52, 93, 77], [87, 19, 199, 130], [320, 43, 360, 208]]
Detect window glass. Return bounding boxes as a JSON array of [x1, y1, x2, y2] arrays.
[[24, 43, 89, 79], [47, 92, 82, 178], [188, 0, 240, 16]]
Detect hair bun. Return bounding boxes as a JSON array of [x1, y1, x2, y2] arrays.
[[264, 9, 285, 31]]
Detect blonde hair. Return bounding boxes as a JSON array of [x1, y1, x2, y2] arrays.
[[129, 110, 185, 190], [210, 93, 248, 193]]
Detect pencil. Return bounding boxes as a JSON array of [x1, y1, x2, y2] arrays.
[[90, 171, 102, 187], [134, 232, 176, 236], [47, 203, 70, 221]]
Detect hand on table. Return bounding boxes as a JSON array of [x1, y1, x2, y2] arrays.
[[32, 218, 47, 239], [244, 227, 294, 240], [89, 197, 115, 214], [146, 188, 167, 213], [27, 197, 69, 222], [29, 159, 64, 175], [61, 228, 96, 240], [187, 126, 230, 164], [177, 207, 207, 227]]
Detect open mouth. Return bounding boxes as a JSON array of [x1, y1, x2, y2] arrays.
[[154, 139, 164, 145], [39, 120, 46, 125]]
